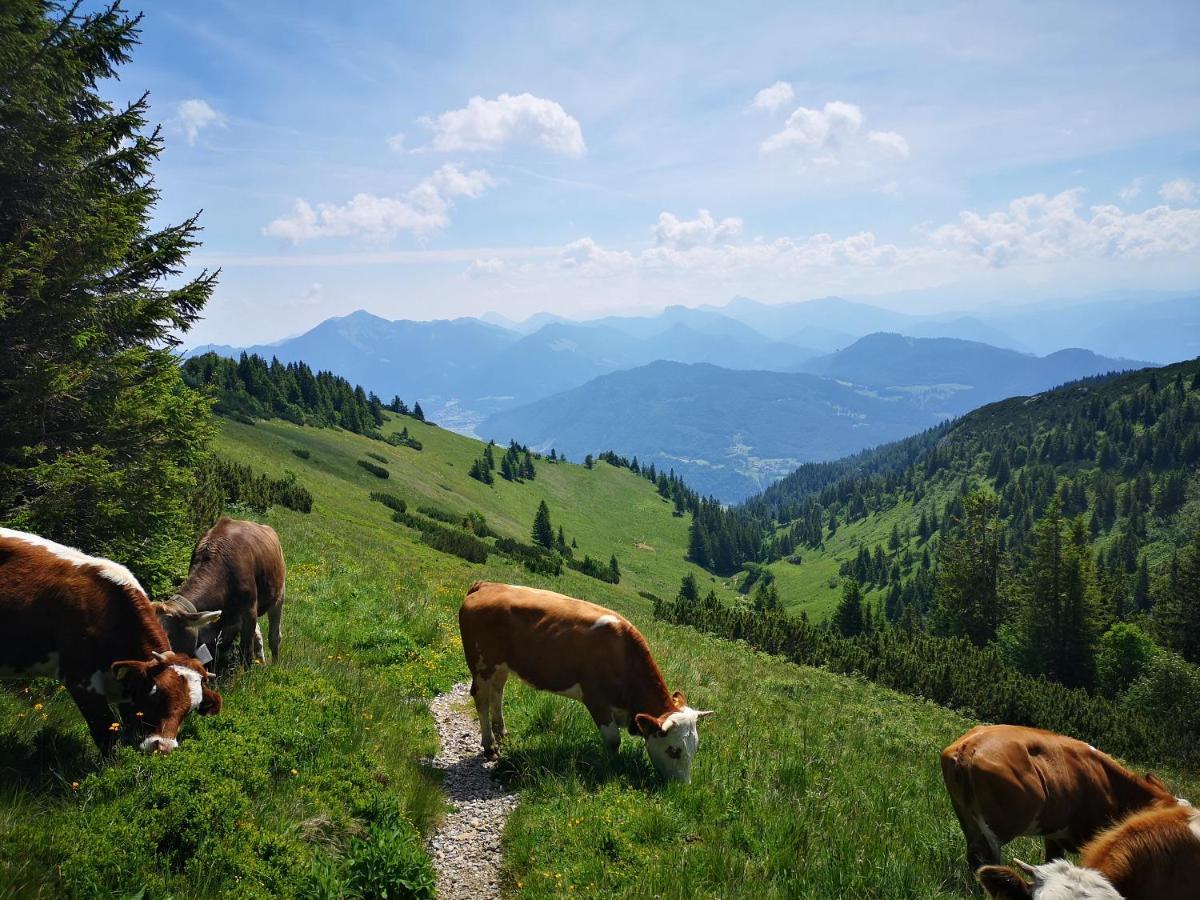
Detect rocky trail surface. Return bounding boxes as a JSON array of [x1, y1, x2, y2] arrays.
[[426, 682, 519, 899]]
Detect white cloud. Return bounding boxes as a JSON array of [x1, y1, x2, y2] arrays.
[[1118, 177, 1142, 203], [419, 93, 585, 157], [175, 99, 224, 145], [295, 282, 323, 305], [559, 237, 634, 276], [1159, 178, 1196, 206], [750, 81, 794, 114], [760, 100, 909, 166], [387, 132, 406, 152], [554, 190, 1200, 282], [467, 257, 506, 278], [654, 209, 743, 249], [867, 130, 910, 157], [929, 188, 1200, 267], [263, 164, 494, 244]]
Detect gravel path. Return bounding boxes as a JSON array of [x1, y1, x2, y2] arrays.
[[426, 682, 519, 899]]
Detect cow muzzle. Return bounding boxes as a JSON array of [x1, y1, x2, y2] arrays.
[[139, 735, 179, 755]]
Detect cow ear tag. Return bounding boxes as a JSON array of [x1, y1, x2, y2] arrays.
[[195, 644, 213, 665]]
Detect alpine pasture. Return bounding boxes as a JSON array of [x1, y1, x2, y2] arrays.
[[4, 411, 1196, 898]]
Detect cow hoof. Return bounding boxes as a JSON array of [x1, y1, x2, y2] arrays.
[[483, 746, 499, 760]]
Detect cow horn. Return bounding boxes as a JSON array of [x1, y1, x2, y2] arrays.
[[151, 650, 169, 664], [1013, 859, 1036, 878], [696, 709, 715, 719]]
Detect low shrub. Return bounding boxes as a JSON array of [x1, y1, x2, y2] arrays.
[[369, 492, 406, 514], [565, 554, 619, 584], [192, 457, 313, 524], [494, 537, 562, 576], [393, 512, 488, 563], [365, 451, 389, 464], [291, 448, 311, 460], [357, 460, 389, 479]]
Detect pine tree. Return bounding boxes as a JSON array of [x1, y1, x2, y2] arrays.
[[531, 500, 554, 549], [931, 490, 1002, 646], [834, 580, 865, 637], [608, 554, 621, 584], [0, 2, 217, 592], [1155, 530, 1200, 664], [412, 401, 425, 422], [678, 573, 699, 603]]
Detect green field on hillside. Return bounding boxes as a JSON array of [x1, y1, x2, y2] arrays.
[[2, 412, 1197, 898]]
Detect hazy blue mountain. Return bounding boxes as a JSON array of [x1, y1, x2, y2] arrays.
[[481, 361, 944, 502], [801, 333, 1146, 416], [186, 310, 520, 404]]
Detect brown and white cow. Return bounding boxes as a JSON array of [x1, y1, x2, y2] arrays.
[[154, 517, 285, 668], [459, 581, 712, 782], [977, 802, 1200, 900], [941, 724, 1176, 868], [0, 527, 221, 753]]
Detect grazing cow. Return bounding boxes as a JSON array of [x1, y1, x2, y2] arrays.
[[977, 802, 1200, 900], [458, 581, 713, 782], [941, 724, 1176, 868], [154, 517, 285, 667], [0, 528, 221, 753]]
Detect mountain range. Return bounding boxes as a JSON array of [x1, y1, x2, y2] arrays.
[[480, 336, 1143, 501]]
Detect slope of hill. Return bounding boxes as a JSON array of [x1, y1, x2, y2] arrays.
[[801, 333, 1146, 417], [481, 360, 947, 502], [6, 372, 1198, 897]]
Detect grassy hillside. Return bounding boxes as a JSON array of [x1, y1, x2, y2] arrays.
[[2, 412, 1197, 898]]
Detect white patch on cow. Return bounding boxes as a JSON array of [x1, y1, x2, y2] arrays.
[[599, 719, 620, 750], [1022, 859, 1121, 900], [0, 652, 59, 678], [591, 614, 619, 630], [169, 664, 203, 710], [555, 683, 584, 701], [0, 527, 145, 594], [85, 669, 124, 701], [1188, 808, 1200, 841], [140, 735, 179, 753]]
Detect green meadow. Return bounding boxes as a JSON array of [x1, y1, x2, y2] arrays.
[[1, 413, 1196, 898]]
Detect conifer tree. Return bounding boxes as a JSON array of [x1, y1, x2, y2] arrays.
[[412, 401, 425, 422], [834, 579, 865, 637], [678, 573, 699, 603], [608, 554, 621, 584], [531, 500, 553, 549], [0, 2, 217, 591], [931, 490, 1002, 646]]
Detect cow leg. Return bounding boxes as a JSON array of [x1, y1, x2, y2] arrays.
[[266, 599, 284, 660], [1044, 838, 1069, 863], [585, 700, 621, 755], [948, 801, 1001, 869], [68, 685, 118, 753], [470, 672, 497, 758], [240, 610, 261, 666], [487, 664, 509, 745]]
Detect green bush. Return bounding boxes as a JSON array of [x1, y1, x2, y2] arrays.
[[192, 457, 313, 523], [369, 492, 406, 514], [393, 512, 489, 563], [365, 452, 389, 464], [357, 460, 390, 479], [345, 799, 435, 899], [494, 537, 562, 576], [291, 448, 311, 460]]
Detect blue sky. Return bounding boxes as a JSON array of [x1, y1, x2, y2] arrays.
[[105, 1, 1200, 345]]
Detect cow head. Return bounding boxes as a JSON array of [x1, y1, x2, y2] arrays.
[[977, 860, 1122, 900], [110, 650, 221, 754], [635, 691, 713, 783], [153, 597, 222, 662]]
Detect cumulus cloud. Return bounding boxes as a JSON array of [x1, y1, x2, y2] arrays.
[[654, 209, 743, 249], [467, 257, 506, 278], [1159, 178, 1196, 206], [263, 164, 494, 244], [750, 81, 794, 114], [175, 99, 224, 145], [760, 100, 909, 166], [553, 190, 1200, 282], [929, 188, 1200, 267], [419, 92, 585, 157]]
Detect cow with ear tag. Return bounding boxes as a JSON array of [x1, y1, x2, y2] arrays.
[[459, 581, 713, 783], [154, 517, 286, 667], [0, 527, 222, 753]]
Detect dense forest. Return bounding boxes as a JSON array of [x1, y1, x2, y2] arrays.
[[665, 360, 1200, 740], [182, 351, 427, 438]]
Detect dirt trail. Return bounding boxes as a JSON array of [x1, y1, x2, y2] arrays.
[[426, 682, 518, 899]]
